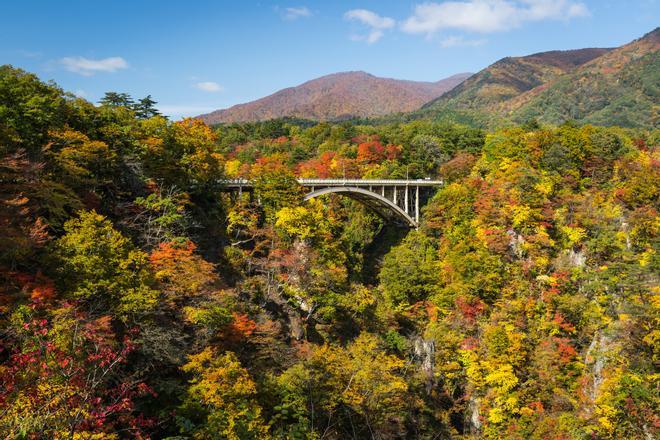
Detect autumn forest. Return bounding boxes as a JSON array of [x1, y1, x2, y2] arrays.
[[0, 34, 658, 440]]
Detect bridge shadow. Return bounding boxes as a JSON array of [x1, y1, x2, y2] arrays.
[[360, 224, 410, 286]]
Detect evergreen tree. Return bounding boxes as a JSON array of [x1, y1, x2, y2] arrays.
[[134, 94, 161, 118], [99, 91, 134, 107]]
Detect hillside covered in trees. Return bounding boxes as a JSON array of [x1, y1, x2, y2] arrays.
[[417, 48, 612, 121], [0, 65, 658, 439], [416, 28, 659, 129], [198, 71, 472, 124]]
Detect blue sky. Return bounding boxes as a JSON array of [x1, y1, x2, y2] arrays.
[[2, 1, 657, 119]]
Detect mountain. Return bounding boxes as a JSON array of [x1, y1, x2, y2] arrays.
[[417, 28, 659, 129], [417, 47, 613, 124], [507, 28, 659, 128], [198, 71, 472, 124]]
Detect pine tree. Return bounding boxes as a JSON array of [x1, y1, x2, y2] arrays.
[[98, 91, 134, 107], [134, 94, 161, 118]]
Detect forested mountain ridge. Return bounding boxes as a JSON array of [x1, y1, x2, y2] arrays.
[[506, 27, 660, 127], [198, 71, 472, 124], [420, 47, 612, 113], [417, 28, 659, 128], [0, 60, 658, 439]]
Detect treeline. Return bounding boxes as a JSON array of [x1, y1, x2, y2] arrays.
[[0, 65, 658, 439]]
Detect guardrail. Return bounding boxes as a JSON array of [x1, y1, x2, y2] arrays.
[[221, 178, 444, 187]]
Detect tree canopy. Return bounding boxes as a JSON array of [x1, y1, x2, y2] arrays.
[[1, 64, 658, 439]]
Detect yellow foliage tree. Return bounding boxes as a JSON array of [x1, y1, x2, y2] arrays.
[[180, 348, 270, 439]]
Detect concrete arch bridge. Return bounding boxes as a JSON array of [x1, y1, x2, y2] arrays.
[[223, 179, 443, 228]]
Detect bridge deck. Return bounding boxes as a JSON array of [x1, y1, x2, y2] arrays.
[[222, 178, 444, 188]]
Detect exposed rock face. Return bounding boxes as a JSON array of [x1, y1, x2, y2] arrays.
[[412, 336, 436, 393], [584, 332, 610, 406], [507, 229, 526, 259], [555, 248, 587, 269], [567, 249, 586, 267], [468, 396, 482, 434]]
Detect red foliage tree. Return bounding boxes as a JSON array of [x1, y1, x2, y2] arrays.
[[0, 303, 155, 437]]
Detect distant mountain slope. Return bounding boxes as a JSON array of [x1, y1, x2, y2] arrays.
[[416, 28, 659, 129], [198, 71, 471, 124], [508, 28, 660, 128], [418, 48, 612, 119]]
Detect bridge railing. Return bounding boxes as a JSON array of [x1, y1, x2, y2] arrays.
[[297, 178, 444, 186], [221, 178, 444, 187]]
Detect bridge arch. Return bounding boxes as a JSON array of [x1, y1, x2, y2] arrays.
[[303, 186, 418, 228]]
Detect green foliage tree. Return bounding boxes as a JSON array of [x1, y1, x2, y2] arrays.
[[252, 168, 304, 223], [379, 231, 440, 307], [53, 210, 158, 318], [0, 65, 66, 155], [272, 333, 409, 437]]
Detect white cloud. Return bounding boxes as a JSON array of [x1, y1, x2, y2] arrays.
[[282, 6, 312, 20], [345, 9, 396, 29], [344, 9, 395, 43], [157, 104, 218, 119], [194, 81, 224, 93], [60, 56, 128, 76], [352, 30, 386, 44], [401, 0, 589, 35], [73, 89, 87, 98], [440, 35, 487, 47], [15, 49, 43, 59]]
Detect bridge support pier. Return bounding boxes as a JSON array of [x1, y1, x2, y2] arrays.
[[415, 186, 419, 223], [404, 186, 409, 215]]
